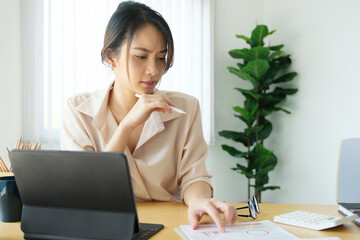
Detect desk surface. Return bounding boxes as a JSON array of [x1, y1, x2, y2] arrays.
[[0, 201, 359, 239]]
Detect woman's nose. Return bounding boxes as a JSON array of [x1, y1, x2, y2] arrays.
[[146, 60, 159, 76]]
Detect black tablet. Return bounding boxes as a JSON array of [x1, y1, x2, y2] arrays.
[[9, 150, 163, 240]]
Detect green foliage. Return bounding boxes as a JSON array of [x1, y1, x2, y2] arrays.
[[219, 25, 298, 202]]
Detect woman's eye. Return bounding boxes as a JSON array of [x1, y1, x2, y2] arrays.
[[157, 57, 166, 61], [136, 55, 147, 59]]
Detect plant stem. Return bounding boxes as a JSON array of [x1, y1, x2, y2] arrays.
[[255, 88, 260, 146], [255, 189, 261, 203], [247, 139, 251, 199]]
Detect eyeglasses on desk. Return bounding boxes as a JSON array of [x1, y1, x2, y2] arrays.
[[236, 196, 260, 219]]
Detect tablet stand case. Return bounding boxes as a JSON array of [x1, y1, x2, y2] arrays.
[[9, 150, 145, 240], [21, 206, 137, 240]]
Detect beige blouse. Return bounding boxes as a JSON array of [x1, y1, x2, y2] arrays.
[[61, 83, 212, 202]]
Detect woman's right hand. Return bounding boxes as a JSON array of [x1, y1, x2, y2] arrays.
[[121, 93, 177, 130], [104, 93, 176, 152]]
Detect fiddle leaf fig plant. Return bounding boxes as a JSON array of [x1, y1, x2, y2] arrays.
[[219, 25, 298, 202]]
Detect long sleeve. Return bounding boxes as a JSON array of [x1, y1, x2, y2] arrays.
[[177, 98, 213, 200]]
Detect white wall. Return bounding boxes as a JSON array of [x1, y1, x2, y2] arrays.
[[0, 0, 22, 167], [209, 0, 360, 204]]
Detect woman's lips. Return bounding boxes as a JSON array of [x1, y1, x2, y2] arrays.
[[141, 81, 157, 87]]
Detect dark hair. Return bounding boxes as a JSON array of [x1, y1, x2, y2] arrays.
[[101, 1, 174, 73]]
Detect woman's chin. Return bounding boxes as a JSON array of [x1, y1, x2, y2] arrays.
[[140, 87, 156, 95]]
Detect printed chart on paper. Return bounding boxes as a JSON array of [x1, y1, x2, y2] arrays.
[[179, 220, 299, 240]]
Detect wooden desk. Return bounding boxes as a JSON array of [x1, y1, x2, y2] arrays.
[[0, 201, 358, 239]]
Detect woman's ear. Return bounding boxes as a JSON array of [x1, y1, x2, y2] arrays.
[[104, 48, 116, 69], [105, 57, 115, 69]]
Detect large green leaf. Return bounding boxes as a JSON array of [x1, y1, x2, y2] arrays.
[[262, 107, 291, 116], [242, 59, 270, 80], [244, 98, 258, 112], [228, 67, 258, 86], [261, 66, 281, 90], [233, 163, 248, 172], [238, 47, 270, 62], [234, 88, 261, 100], [237, 63, 245, 70], [272, 107, 291, 114], [249, 103, 259, 119], [268, 30, 276, 36], [221, 145, 248, 158], [234, 168, 255, 179], [273, 72, 298, 83], [219, 130, 245, 141], [271, 87, 298, 98], [275, 55, 292, 68], [245, 125, 264, 137], [251, 144, 277, 171], [233, 106, 251, 124], [231, 161, 254, 178], [232, 163, 255, 179], [259, 95, 283, 108], [251, 25, 268, 47], [257, 161, 277, 177], [219, 131, 249, 146], [236, 34, 252, 45], [253, 175, 270, 187], [229, 49, 245, 59], [251, 46, 270, 60], [243, 119, 272, 144], [269, 44, 284, 51], [258, 119, 272, 141], [230, 47, 272, 63], [262, 186, 280, 191], [235, 99, 258, 127], [259, 87, 298, 109], [230, 49, 252, 62], [234, 114, 249, 126], [268, 50, 283, 61]]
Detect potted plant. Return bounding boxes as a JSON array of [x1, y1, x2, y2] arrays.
[[219, 25, 298, 202]]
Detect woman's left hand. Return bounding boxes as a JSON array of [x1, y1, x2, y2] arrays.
[[187, 197, 237, 233]]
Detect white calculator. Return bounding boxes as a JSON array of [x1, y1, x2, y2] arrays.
[[273, 210, 358, 230]]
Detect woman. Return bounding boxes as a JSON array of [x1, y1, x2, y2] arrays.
[[62, 1, 237, 232]]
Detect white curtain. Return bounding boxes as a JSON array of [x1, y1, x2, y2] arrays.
[[22, 0, 214, 149]]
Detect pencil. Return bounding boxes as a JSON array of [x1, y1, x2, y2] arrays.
[[0, 157, 4, 172], [0, 156, 9, 172], [2, 159, 9, 172]]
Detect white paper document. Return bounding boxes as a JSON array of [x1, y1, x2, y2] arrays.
[[303, 238, 341, 240], [177, 220, 300, 240]]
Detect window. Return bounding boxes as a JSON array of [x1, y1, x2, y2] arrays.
[[22, 0, 214, 149]]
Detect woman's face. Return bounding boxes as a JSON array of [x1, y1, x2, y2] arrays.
[[111, 24, 167, 95]]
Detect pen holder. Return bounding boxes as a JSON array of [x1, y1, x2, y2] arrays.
[[0, 176, 22, 222]]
